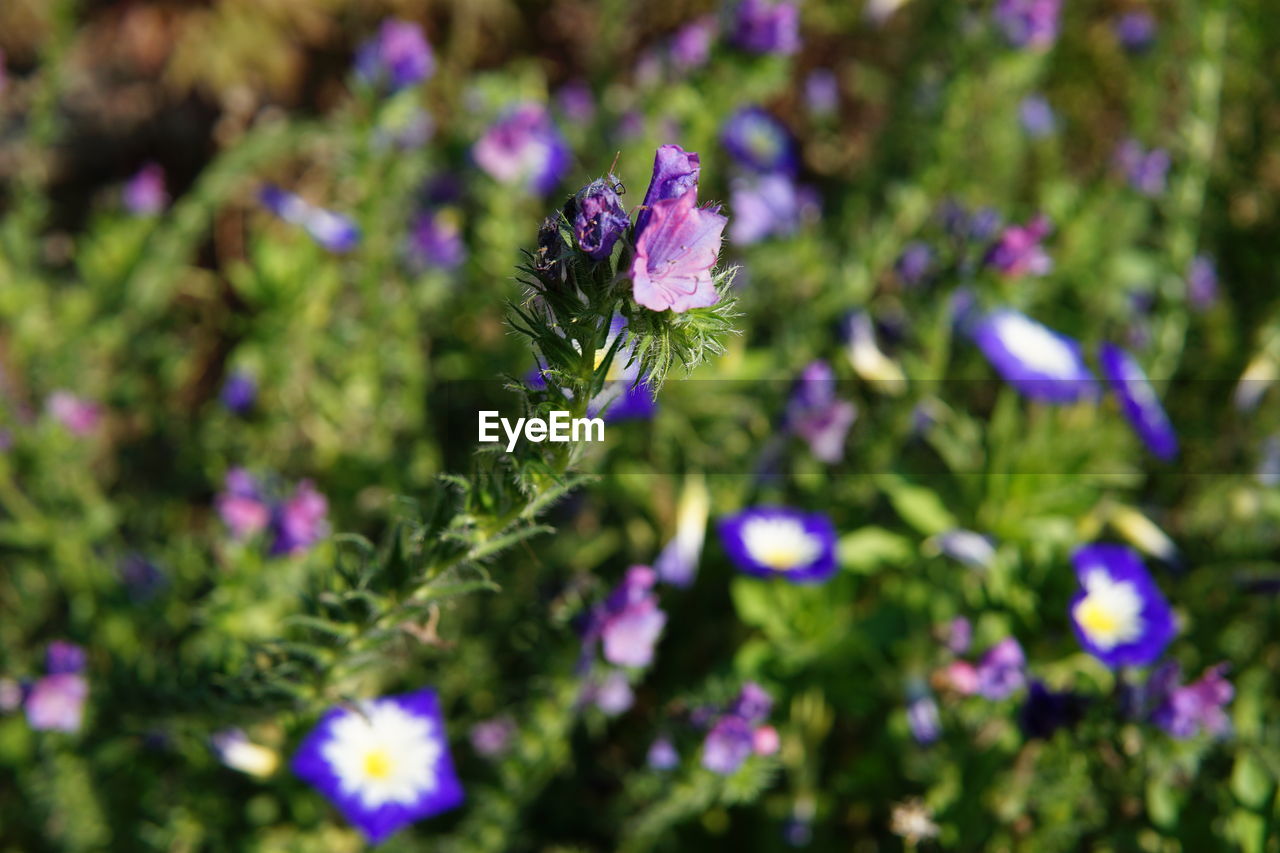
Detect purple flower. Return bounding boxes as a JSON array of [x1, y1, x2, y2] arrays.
[[906, 689, 941, 745], [1069, 544, 1175, 669], [408, 211, 466, 270], [354, 19, 434, 92], [941, 616, 972, 654], [721, 107, 796, 175], [587, 670, 635, 716], [702, 714, 755, 773], [216, 468, 272, 540], [292, 689, 463, 844], [719, 506, 838, 583], [975, 638, 1026, 700], [123, 163, 168, 215], [469, 716, 516, 758], [269, 480, 329, 557], [805, 69, 839, 115], [993, 0, 1061, 49], [1115, 139, 1170, 197], [555, 80, 596, 123], [895, 242, 934, 287], [46, 391, 102, 436], [636, 144, 702, 235], [985, 215, 1053, 276], [259, 186, 359, 253], [654, 475, 710, 587], [729, 172, 815, 245], [1187, 254, 1218, 310], [1151, 663, 1233, 739], [647, 735, 680, 769], [1113, 11, 1156, 53], [731, 0, 801, 55], [25, 673, 88, 733], [46, 642, 86, 676], [1018, 95, 1057, 138], [472, 104, 571, 195], [630, 190, 726, 313], [220, 371, 257, 415], [971, 310, 1097, 403], [670, 17, 716, 70], [732, 682, 773, 724], [1020, 680, 1086, 739], [585, 566, 667, 669], [572, 177, 630, 260], [1099, 343, 1179, 461], [785, 360, 857, 463]]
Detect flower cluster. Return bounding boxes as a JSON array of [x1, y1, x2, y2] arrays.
[[701, 682, 779, 774], [4, 641, 91, 734], [215, 468, 330, 557]]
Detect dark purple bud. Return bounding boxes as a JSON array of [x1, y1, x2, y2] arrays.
[[571, 177, 629, 260], [1113, 11, 1156, 53], [220, 372, 257, 415], [408, 211, 466, 270], [46, 641, 86, 675]]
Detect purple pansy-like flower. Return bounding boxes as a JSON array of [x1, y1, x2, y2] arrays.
[[408, 211, 466, 270], [1099, 343, 1179, 461], [729, 172, 815, 245], [216, 468, 272, 540], [220, 371, 256, 415], [721, 107, 796, 175], [1115, 139, 1171, 197], [1114, 11, 1156, 53], [269, 480, 330, 557], [472, 103, 571, 195], [719, 506, 838, 583], [123, 163, 168, 215], [46, 642, 86, 676], [631, 190, 727, 313], [292, 689, 463, 844], [1018, 95, 1057, 138], [584, 566, 667, 669], [260, 186, 360, 253], [1186, 254, 1218, 310], [1151, 663, 1233, 739], [25, 673, 88, 733], [731, 0, 801, 55], [785, 360, 857, 463], [985, 215, 1053, 276], [572, 177, 630, 260], [1069, 544, 1175, 669], [636, 144, 702, 234], [47, 391, 102, 436], [972, 310, 1097, 403], [670, 16, 716, 70], [354, 19, 434, 92], [975, 638, 1026, 700], [993, 0, 1061, 49]]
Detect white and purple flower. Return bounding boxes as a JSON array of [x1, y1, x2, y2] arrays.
[[719, 506, 838, 583], [292, 689, 463, 844], [972, 310, 1096, 403], [1099, 342, 1178, 461], [1069, 544, 1175, 669]]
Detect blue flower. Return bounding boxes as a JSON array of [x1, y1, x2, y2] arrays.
[[895, 242, 935, 287], [905, 687, 941, 745], [975, 638, 1026, 700], [1069, 544, 1175, 669], [729, 172, 815, 245], [1150, 663, 1233, 739], [220, 371, 257, 415], [721, 107, 796, 175], [993, 0, 1061, 49], [647, 736, 680, 770], [1114, 139, 1170, 197], [408, 210, 466, 270], [291, 689, 464, 844], [1018, 95, 1057, 139], [972, 310, 1097, 403], [1113, 11, 1156, 53], [1186, 254, 1218, 310], [719, 506, 838, 583], [1099, 342, 1178, 461]]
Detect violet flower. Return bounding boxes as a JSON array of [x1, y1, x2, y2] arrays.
[[701, 682, 775, 774], [721, 107, 796, 175], [1114, 11, 1156, 53], [46, 391, 102, 436], [472, 103, 571, 195], [123, 163, 169, 215], [785, 360, 857, 463], [25, 673, 88, 733], [571, 177, 629, 260], [1115, 139, 1171, 197], [1069, 544, 1175, 669], [1099, 342, 1179, 461], [1151, 663, 1233, 739], [584, 566, 667, 669], [1187, 254, 1218, 310], [220, 371, 257, 415], [587, 670, 635, 716], [719, 506, 838, 583], [216, 468, 272, 541], [985, 215, 1053, 276], [654, 474, 710, 587], [971, 310, 1097, 403], [469, 716, 517, 758], [895, 242, 934, 287], [269, 480, 330, 557], [647, 736, 680, 770], [805, 69, 839, 115], [731, 0, 801, 55], [555, 80, 596, 123], [259, 186, 360, 253], [906, 688, 942, 745], [635, 144, 701, 235], [408, 211, 466, 270], [729, 172, 815, 245], [630, 188, 726, 313], [670, 16, 716, 70], [975, 638, 1026, 700], [1018, 95, 1057, 138], [993, 0, 1061, 49], [354, 19, 435, 92], [45, 642, 86, 676]]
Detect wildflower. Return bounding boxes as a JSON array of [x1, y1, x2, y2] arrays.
[[719, 506, 838, 583], [630, 189, 726, 313], [1186, 254, 1218, 310], [1019, 680, 1086, 739], [211, 729, 280, 777], [729, 172, 817, 245], [123, 163, 168, 215], [25, 673, 88, 733], [354, 19, 434, 92], [733, 682, 774, 723], [269, 480, 330, 557], [291, 689, 464, 844], [584, 566, 667, 669], [571, 177, 629, 260], [940, 616, 972, 654], [1099, 343, 1178, 461], [938, 660, 980, 695], [889, 798, 940, 844], [45, 642, 85, 675], [655, 473, 710, 587], [220, 371, 257, 415], [993, 0, 1061, 49], [647, 735, 680, 769], [972, 309, 1096, 403], [805, 69, 839, 115], [730, 0, 801, 55], [635, 144, 702, 235], [926, 529, 997, 569], [259, 186, 359, 253], [895, 242, 934, 287], [985, 215, 1052, 276], [1069, 544, 1175, 669], [975, 638, 1026, 700], [408, 210, 466, 270], [1113, 11, 1156, 53], [844, 311, 907, 393], [472, 103, 571, 195], [1114, 139, 1170, 197], [555, 80, 595, 123], [721, 107, 796, 175], [1151, 663, 1233, 739], [703, 714, 755, 773], [1018, 95, 1057, 138], [587, 670, 635, 716], [670, 17, 716, 70], [469, 716, 516, 758], [46, 391, 102, 436], [753, 725, 780, 755], [216, 468, 272, 540], [785, 360, 857, 463]]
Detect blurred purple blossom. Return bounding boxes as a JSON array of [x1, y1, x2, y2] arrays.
[[584, 566, 667, 669], [805, 69, 839, 115], [46, 642, 86, 676], [408, 211, 466, 270], [940, 616, 972, 655], [123, 163, 168, 215], [555, 80, 596, 123], [636, 144, 701, 235], [354, 19, 434, 91], [220, 371, 256, 415], [472, 104, 571, 195], [588, 670, 635, 716], [118, 553, 166, 600], [1018, 95, 1057, 138], [259, 186, 359, 253], [216, 469, 272, 541], [269, 480, 330, 557], [631, 190, 726, 313], [469, 716, 517, 757], [975, 638, 1026, 700], [1187, 254, 1218, 310], [670, 17, 716, 70], [1114, 11, 1156, 53], [729, 172, 816, 245], [25, 673, 88, 733], [895, 242, 934, 287], [46, 391, 102, 436], [721, 107, 796, 175], [647, 735, 680, 769], [985, 215, 1053, 276], [993, 0, 1061, 49], [785, 360, 857, 463], [703, 714, 755, 773], [1115, 139, 1170, 197], [572, 177, 629, 260], [906, 689, 941, 745], [731, 0, 801, 55], [1151, 663, 1233, 739]]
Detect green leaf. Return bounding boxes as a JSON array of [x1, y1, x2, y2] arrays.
[[837, 526, 914, 574], [877, 475, 958, 535]]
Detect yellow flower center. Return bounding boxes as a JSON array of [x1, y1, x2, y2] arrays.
[[362, 749, 393, 780]]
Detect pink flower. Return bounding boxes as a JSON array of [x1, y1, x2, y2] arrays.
[[46, 391, 102, 436], [752, 724, 780, 755], [25, 673, 88, 733], [630, 192, 726, 313]]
